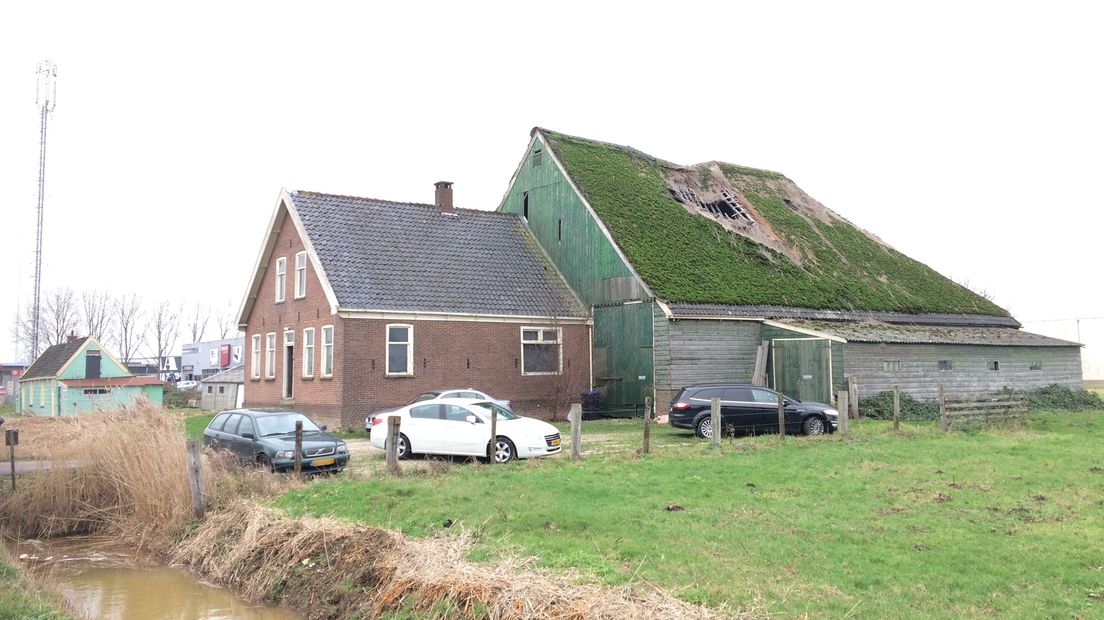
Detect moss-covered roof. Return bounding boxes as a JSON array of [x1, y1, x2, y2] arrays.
[[539, 129, 1009, 317]]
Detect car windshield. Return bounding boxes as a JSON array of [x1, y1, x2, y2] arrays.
[[469, 402, 520, 421], [255, 413, 322, 436]]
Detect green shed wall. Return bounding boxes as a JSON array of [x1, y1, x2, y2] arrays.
[[58, 384, 163, 415], [502, 137, 653, 412], [57, 342, 128, 381], [763, 324, 845, 400]]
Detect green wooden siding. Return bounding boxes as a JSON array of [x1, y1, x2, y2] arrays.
[[763, 324, 845, 402], [58, 384, 163, 414], [501, 137, 652, 411], [57, 342, 128, 380], [500, 137, 639, 305]]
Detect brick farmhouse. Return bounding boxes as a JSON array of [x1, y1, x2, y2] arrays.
[[237, 184, 591, 429]]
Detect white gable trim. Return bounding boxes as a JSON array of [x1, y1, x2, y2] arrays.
[[236, 189, 341, 328]]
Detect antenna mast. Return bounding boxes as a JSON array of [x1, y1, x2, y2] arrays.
[[31, 60, 57, 360]]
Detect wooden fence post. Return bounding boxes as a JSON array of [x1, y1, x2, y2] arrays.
[[489, 406, 499, 463], [569, 403, 582, 460], [777, 392, 787, 439], [185, 439, 207, 520], [892, 386, 900, 432], [643, 396, 652, 455], [385, 416, 402, 475], [849, 380, 859, 419], [837, 390, 849, 436], [938, 384, 948, 432], [710, 397, 721, 448], [293, 420, 303, 479]]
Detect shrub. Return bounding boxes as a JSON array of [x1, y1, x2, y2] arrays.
[[859, 390, 940, 421], [163, 384, 199, 408], [1001, 384, 1104, 412]]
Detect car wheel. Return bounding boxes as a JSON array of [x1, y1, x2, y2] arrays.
[[803, 416, 826, 436], [492, 437, 517, 463], [695, 416, 713, 439], [256, 453, 275, 472], [396, 433, 411, 460]]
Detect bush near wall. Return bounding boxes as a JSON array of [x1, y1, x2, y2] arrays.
[[860, 384, 1104, 420], [162, 385, 199, 408]]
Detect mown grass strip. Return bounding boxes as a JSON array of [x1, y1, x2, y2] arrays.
[[275, 412, 1104, 618]]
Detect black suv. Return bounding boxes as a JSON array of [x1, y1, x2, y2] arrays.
[[668, 383, 838, 438]]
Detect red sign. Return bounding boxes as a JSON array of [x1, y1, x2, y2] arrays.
[[219, 344, 232, 368], [11, 369, 21, 376], [0, 386, 6, 396]]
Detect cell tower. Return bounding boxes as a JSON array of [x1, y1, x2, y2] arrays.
[[31, 61, 57, 360]]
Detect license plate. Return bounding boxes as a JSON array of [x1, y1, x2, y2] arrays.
[[312, 457, 335, 466], [550, 438, 561, 446]]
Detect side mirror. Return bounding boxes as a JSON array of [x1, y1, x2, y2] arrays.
[[466, 415, 478, 424], [241, 432, 255, 440], [320, 424, 328, 431]]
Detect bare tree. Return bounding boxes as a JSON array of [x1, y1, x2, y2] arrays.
[[150, 300, 181, 377], [112, 293, 146, 365], [43, 288, 81, 346], [188, 303, 210, 344], [215, 300, 240, 339], [82, 290, 114, 342]]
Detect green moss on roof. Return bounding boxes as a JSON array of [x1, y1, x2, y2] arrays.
[[541, 130, 1008, 317]]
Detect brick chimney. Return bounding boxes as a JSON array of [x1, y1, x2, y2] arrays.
[[66, 330, 78, 343], [435, 181, 454, 214]]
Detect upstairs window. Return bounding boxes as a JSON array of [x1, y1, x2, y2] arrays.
[[521, 327, 561, 375], [523, 192, 529, 220], [275, 257, 287, 303], [294, 251, 307, 299], [386, 324, 413, 376], [530, 148, 543, 167]]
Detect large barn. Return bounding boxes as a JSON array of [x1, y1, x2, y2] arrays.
[[498, 128, 1082, 410]]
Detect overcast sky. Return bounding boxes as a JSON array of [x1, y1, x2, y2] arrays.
[[1, 1, 1101, 377]]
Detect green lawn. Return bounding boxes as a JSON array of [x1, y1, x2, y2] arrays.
[[184, 412, 215, 440], [274, 413, 1104, 618], [0, 555, 72, 620]]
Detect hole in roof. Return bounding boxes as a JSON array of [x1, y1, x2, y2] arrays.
[[668, 184, 754, 223]]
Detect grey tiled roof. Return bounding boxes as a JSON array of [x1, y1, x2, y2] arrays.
[[22, 337, 90, 380], [784, 320, 1080, 347], [289, 191, 587, 317], [664, 303, 1022, 328], [202, 365, 244, 384]]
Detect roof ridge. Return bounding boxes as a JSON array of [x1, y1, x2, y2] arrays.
[[291, 189, 512, 216]]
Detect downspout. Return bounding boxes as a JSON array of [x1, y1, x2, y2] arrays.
[[588, 316, 594, 390]]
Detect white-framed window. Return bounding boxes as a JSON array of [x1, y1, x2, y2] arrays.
[[386, 324, 413, 376], [521, 326, 561, 375], [321, 325, 334, 377], [302, 327, 315, 378], [251, 334, 261, 379], [265, 332, 276, 379], [275, 257, 287, 303], [294, 251, 307, 299]]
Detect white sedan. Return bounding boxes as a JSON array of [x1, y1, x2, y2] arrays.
[[364, 388, 510, 432], [369, 398, 562, 463]]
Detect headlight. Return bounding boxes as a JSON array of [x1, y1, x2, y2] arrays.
[[336, 444, 348, 454], [274, 450, 295, 459], [824, 409, 839, 419]]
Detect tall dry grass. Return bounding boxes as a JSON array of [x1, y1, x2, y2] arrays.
[[0, 401, 285, 550]]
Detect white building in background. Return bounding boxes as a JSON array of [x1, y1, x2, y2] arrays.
[[180, 336, 244, 382]]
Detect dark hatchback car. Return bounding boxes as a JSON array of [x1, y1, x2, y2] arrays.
[[668, 383, 838, 438], [203, 409, 349, 473]]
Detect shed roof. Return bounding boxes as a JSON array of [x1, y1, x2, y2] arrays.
[[536, 128, 1009, 318], [665, 303, 1022, 328], [201, 365, 244, 384], [22, 338, 90, 380], [259, 191, 586, 318], [784, 320, 1080, 347]]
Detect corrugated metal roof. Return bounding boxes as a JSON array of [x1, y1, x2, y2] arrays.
[[781, 320, 1080, 347], [22, 338, 90, 380], [290, 191, 587, 318], [664, 303, 1022, 328]]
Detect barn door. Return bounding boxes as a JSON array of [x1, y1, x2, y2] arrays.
[[771, 338, 832, 404]]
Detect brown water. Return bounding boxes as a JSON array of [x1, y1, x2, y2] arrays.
[[9, 537, 302, 620]]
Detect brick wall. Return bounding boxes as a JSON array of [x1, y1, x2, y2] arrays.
[[242, 203, 592, 429], [242, 209, 343, 426]]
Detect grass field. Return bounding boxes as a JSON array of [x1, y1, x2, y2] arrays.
[[0, 553, 72, 620], [274, 413, 1104, 618]]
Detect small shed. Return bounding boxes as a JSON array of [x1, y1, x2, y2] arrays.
[[19, 336, 163, 415], [201, 365, 244, 411]]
